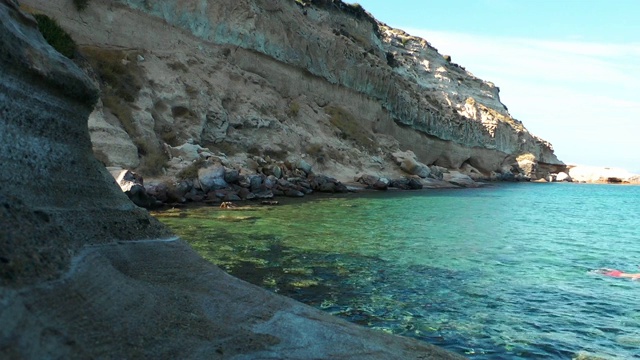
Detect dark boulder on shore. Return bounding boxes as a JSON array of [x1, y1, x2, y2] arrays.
[[116, 162, 354, 208], [356, 173, 390, 190], [389, 177, 424, 190]]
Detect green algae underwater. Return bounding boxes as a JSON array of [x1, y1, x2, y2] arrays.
[[154, 183, 640, 359]]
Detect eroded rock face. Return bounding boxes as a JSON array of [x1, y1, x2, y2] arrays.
[[0, 2, 464, 358], [22, 0, 563, 183], [0, 0, 170, 286]]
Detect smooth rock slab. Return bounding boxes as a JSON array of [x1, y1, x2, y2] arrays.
[[1, 239, 464, 359]]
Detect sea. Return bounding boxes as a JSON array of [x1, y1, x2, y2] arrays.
[[155, 182, 640, 359]]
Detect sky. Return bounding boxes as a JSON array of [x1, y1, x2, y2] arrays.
[[351, 0, 640, 172]]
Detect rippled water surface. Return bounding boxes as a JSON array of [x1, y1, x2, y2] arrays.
[[155, 183, 640, 359]]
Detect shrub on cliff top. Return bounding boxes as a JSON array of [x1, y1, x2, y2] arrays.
[[33, 14, 76, 59]]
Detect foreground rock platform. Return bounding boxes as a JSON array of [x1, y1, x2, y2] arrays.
[[3, 239, 463, 359], [0, 1, 463, 358]]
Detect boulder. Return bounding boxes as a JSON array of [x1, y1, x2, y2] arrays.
[[169, 142, 206, 162], [318, 182, 336, 192], [278, 178, 293, 188], [443, 171, 478, 188], [460, 162, 484, 180], [237, 187, 254, 200], [113, 170, 156, 208], [429, 165, 445, 180], [309, 174, 348, 193], [296, 159, 313, 175], [175, 180, 193, 195], [223, 193, 242, 202], [389, 177, 423, 190], [146, 182, 185, 204], [393, 150, 431, 178], [272, 165, 283, 179], [198, 165, 228, 192], [248, 174, 264, 192], [284, 189, 305, 197], [223, 168, 240, 184], [254, 190, 274, 199], [264, 175, 278, 189], [499, 172, 516, 182], [355, 173, 380, 187], [355, 174, 388, 190]]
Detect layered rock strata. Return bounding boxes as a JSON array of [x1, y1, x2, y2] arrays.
[[22, 0, 563, 187], [0, 1, 463, 358]]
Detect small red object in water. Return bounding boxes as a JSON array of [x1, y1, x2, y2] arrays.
[[603, 269, 623, 277]]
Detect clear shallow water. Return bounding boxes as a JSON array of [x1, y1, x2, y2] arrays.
[[155, 183, 640, 359]]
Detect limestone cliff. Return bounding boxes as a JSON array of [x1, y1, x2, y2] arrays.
[[0, 1, 464, 358], [22, 0, 563, 184]]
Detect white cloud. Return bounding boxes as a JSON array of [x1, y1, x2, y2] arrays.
[[404, 28, 640, 170]]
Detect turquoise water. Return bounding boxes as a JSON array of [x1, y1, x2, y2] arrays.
[[155, 183, 640, 359]]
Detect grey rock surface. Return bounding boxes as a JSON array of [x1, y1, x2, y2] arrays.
[[0, 2, 464, 359]]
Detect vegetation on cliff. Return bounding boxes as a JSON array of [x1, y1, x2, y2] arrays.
[[33, 14, 76, 58], [80, 47, 168, 175]]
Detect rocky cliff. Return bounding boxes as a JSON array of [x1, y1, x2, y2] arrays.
[[22, 0, 563, 188], [0, 1, 464, 358]]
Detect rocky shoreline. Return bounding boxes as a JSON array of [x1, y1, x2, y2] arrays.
[[110, 150, 516, 210], [112, 156, 640, 210]]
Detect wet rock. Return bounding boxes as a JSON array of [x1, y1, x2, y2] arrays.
[[389, 177, 423, 190], [278, 178, 293, 188], [224, 168, 240, 184], [175, 180, 193, 195], [272, 165, 283, 179], [248, 174, 264, 192], [498, 172, 516, 182], [264, 175, 277, 189], [237, 187, 253, 200], [296, 159, 313, 175], [223, 193, 242, 202], [254, 190, 274, 199], [198, 165, 228, 192], [310, 175, 347, 193], [146, 183, 185, 204], [285, 189, 305, 197]]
